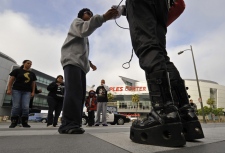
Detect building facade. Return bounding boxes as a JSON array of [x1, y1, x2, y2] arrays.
[[107, 76, 225, 117], [0, 52, 97, 117]]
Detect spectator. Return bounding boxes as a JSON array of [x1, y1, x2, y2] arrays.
[[95, 79, 110, 126], [29, 84, 42, 110], [7, 60, 37, 128], [17, 85, 42, 127], [58, 8, 118, 134], [85, 90, 97, 127], [47, 75, 64, 127], [189, 99, 197, 113]]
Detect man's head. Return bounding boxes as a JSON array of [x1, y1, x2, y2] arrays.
[[78, 8, 93, 21], [101, 79, 105, 85]]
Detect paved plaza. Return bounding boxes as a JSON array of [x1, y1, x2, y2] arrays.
[[0, 122, 225, 153]]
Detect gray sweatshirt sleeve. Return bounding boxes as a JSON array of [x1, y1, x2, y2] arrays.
[[70, 15, 105, 38]]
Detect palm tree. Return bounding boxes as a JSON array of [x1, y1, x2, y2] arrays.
[[107, 93, 114, 102], [132, 94, 140, 120]]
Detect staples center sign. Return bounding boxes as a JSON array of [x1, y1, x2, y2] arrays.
[[109, 86, 147, 92]]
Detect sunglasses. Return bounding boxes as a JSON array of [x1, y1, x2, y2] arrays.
[[84, 11, 93, 17]]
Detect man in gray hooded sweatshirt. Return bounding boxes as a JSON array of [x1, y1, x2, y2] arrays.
[[59, 8, 118, 134]]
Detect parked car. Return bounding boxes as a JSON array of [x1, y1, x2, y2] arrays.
[[82, 110, 130, 125], [129, 117, 138, 122], [28, 113, 48, 123]]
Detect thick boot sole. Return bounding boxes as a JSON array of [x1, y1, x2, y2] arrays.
[[182, 120, 204, 141], [9, 124, 17, 128], [130, 123, 186, 147]]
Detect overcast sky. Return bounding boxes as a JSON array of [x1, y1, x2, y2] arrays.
[[0, 0, 225, 87]]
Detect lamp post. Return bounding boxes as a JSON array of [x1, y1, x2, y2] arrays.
[[178, 45, 206, 123]]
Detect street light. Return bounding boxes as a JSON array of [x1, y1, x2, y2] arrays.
[[178, 45, 206, 123]]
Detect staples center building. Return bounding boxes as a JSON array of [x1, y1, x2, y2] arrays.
[[108, 76, 225, 116]]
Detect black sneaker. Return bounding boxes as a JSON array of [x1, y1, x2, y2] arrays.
[[102, 124, 108, 126], [95, 124, 99, 126], [58, 127, 85, 134]]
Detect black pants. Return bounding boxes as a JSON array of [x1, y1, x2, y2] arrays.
[[59, 65, 86, 131], [126, 0, 181, 81], [47, 96, 63, 126], [88, 111, 95, 126]]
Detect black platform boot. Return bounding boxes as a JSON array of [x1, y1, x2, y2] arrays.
[[9, 116, 19, 128], [171, 79, 204, 141], [21, 116, 31, 128], [130, 70, 186, 147]]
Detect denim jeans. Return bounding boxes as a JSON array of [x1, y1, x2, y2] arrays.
[[11, 90, 31, 117]]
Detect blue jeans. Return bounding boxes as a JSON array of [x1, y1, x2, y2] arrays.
[[11, 90, 31, 117]]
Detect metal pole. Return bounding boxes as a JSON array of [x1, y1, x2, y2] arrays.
[[190, 45, 206, 123]]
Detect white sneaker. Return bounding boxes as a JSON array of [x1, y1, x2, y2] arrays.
[[47, 125, 53, 127]]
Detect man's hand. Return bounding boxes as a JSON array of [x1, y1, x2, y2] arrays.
[[111, 5, 125, 19], [103, 8, 118, 21], [90, 62, 97, 71]]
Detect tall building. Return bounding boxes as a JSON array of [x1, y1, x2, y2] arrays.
[[0, 52, 56, 116]]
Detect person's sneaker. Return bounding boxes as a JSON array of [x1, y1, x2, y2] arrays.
[[47, 125, 53, 127], [95, 124, 99, 126], [58, 127, 85, 134], [102, 124, 108, 126]]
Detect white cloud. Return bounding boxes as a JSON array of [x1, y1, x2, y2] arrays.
[[0, 10, 65, 78], [1, 0, 225, 89]]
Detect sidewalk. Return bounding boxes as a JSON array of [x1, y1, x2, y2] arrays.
[[0, 122, 225, 153]]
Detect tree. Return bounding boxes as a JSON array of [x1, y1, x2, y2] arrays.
[[212, 108, 224, 117], [132, 94, 140, 120], [207, 98, 215, 108], [107, 93, 114, 102], [132, 94, 140, 103], [198, 106, 212, 116]]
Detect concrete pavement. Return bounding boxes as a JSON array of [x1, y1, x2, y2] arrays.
[[0, 122, 225, 153]]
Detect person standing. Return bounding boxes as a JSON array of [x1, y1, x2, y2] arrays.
[[46, 75, 64, 127], [58, 8, 118, 134], [17, 85, 42, 127], [114, 0, 204, 146], [189, 99, 197, 113], [7, 60, 37, 128], [95, 79, 110, 126], [85, 90, 97, 127]]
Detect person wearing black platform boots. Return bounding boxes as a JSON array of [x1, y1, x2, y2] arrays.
[[113, 0, 204, 147]]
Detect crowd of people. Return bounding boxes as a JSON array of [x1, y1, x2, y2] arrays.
[[6, 0, 204, 147]]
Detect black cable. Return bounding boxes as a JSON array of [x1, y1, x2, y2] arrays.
[[116, 0, 124, 9], [122, 49, 134, 69], [114, 0, 133, 69]]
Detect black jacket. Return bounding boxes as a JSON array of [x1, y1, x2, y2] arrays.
[[47, 82, 64, 102]]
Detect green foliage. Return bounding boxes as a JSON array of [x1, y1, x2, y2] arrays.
[[197, 106, 212, 116], [198, 106, 224, 117], [107, 93, 114, 102], [132, 94, 140, 103], [212, 108, 224, 116], [207, 98, 215, 108]]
